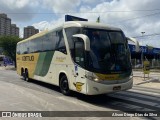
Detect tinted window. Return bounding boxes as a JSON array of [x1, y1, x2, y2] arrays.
[[16, 44, 20, 54], [65, 27, 81, 56], [74, 38, 85, 67], [18, 29, 66, 54], [55, 30, 67, 54], [109, 32, 124, 44], [21, 42, 28, 54], [20, 43, 23, 54], [43, 32, 57, 51], [83, 28, 131, 73], [65, 27, 81, 50], [29, 39, 35, 53], [34, 38, 43, 52]]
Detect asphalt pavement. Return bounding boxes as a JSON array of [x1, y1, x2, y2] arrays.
[[0, 66, 160, 120]]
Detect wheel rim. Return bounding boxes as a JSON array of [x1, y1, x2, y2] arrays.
[[23, 72, 25, 80], [26, 76, 28, 81], [25, 72, 29, 81]]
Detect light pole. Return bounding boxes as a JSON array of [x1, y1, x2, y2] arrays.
[[141, 32, 145, 67]]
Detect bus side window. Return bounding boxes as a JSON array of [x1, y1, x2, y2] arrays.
[[55, 30, 67, 54], [74, 38, 85, 68], [29, 39, 34, 53], [24, 41, 29, 54], [21, 43, 25, 54], [43, 33, 56, 51], [30, 38, 42, 53], [17, 44, 20, 54]]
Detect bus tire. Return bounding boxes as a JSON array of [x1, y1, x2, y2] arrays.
[[24, 70, 30, 82], [60, 75, 70, 95], [22, 72, 26, 80], [21, 68, 25, 80]]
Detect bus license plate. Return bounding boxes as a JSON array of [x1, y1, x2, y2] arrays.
[[113, 86, 121, 91]]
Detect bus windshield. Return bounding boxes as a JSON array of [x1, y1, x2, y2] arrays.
[[83, 28, 131, 73], [65, 27, 131, 74]]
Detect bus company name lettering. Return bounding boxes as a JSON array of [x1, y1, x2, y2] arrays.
[[56, 57, 66, 62], [22, 56, 34, 61]]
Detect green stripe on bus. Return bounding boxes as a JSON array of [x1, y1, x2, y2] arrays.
[[34, 51, 54, 76], [34, 52, 46, 76]]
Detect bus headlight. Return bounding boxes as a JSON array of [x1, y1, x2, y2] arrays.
[[94, 78, 99, 82], [85, 75, 101, 82]]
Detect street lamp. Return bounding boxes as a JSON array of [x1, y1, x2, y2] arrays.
[[141, 32, 145, 67]]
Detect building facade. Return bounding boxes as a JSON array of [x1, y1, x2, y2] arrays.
[[129, 44, 160, 68], [11, 24, 19, 37], [0, 13, 19, 37], [24, 26, 39, 39], [0, 13, 11, 36]]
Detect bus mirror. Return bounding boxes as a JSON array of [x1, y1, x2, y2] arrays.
[[72, 34, 90, 51], [127, 37, 140, 52]]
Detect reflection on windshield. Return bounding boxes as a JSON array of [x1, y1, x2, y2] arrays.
[[65, 27, 131, 74], [83, 28, 131, 73]]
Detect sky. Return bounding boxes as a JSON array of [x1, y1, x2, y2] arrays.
[[0, 0, 160, 47]]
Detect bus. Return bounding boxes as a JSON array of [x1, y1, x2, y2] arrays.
[[16, 21, 139, 95]]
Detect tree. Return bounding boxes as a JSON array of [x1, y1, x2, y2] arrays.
[[0, 36, 22, 67]]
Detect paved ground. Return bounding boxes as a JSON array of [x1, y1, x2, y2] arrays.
[[133, 71, 160, 89], [0, 66, 160, 120], [1, 66, 160, 89]]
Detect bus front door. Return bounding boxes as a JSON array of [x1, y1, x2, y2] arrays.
[[74, 38, 87, 94]]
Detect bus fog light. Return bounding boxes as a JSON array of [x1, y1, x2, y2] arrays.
[[93, 87, 99, 92]]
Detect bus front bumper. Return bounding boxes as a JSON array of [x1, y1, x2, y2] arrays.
[[86, 77, 133, 95]]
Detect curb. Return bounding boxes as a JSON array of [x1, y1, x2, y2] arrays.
[[135, 77, 160, 85], [0, 66, 16, 71]]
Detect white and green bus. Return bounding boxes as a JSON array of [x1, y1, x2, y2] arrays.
[[16, 21, 139, 95]]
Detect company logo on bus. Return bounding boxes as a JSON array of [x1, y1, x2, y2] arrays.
[[22, 56, 34, 61], [73, 82, 84, 92]]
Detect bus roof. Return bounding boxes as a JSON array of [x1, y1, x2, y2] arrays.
[[18, 21, 122, 44], [63, 21, 122, 31]]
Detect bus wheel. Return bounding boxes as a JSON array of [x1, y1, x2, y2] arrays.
[[24, 70, 30, 82], [60, 75, 70, 95], [22, 72, 26, 80], [21, 69, 25, 80]]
